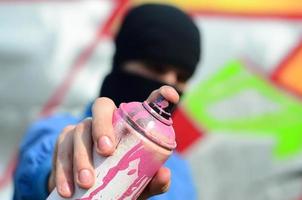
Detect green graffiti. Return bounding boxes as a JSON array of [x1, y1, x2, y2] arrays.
[[183, 60, 302, 158]]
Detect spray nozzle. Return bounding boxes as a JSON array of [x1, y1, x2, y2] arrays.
[[149, 95, 175, 119], [142, 94, 175, 126]]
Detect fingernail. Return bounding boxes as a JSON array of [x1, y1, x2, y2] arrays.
[[98, 136, 113, 154], [59, 182, 71, 196], [78, 169, 92, 185]]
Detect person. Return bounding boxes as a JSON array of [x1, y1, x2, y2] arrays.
[[13, 3, 201, 200]]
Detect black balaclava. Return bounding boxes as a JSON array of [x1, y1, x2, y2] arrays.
[[100, 3, 201, 106], [100, 72, 176, 106]]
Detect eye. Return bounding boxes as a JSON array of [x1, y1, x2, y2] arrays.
[[143, 62, 191, 83], [148, 64, 166, 74], [177, 71, 190, 83]]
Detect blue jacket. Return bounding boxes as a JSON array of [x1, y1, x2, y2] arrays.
[[13, 105, 197, 200]]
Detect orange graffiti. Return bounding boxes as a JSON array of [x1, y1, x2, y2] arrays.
[[272, 40, 302, 97]]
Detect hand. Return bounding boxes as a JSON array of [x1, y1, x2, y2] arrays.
[[48, 86, 179, 199]]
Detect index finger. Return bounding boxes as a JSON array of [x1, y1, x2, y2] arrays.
[[92, 97, 117, 156]]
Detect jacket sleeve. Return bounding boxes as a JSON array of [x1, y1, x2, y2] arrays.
[[13, 115, 79, 200]]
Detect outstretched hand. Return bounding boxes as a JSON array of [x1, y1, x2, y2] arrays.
[[48, 86, 179, 199]]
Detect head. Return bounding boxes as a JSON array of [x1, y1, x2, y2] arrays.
[[100, 3, 201, 106]]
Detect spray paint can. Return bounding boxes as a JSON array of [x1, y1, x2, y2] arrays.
[[47, 94, 176, 200]]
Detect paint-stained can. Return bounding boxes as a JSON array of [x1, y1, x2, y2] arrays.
[[47, 94, 176, 200]]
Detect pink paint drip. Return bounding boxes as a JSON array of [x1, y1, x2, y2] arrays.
[[77, 141, 161, 200]]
